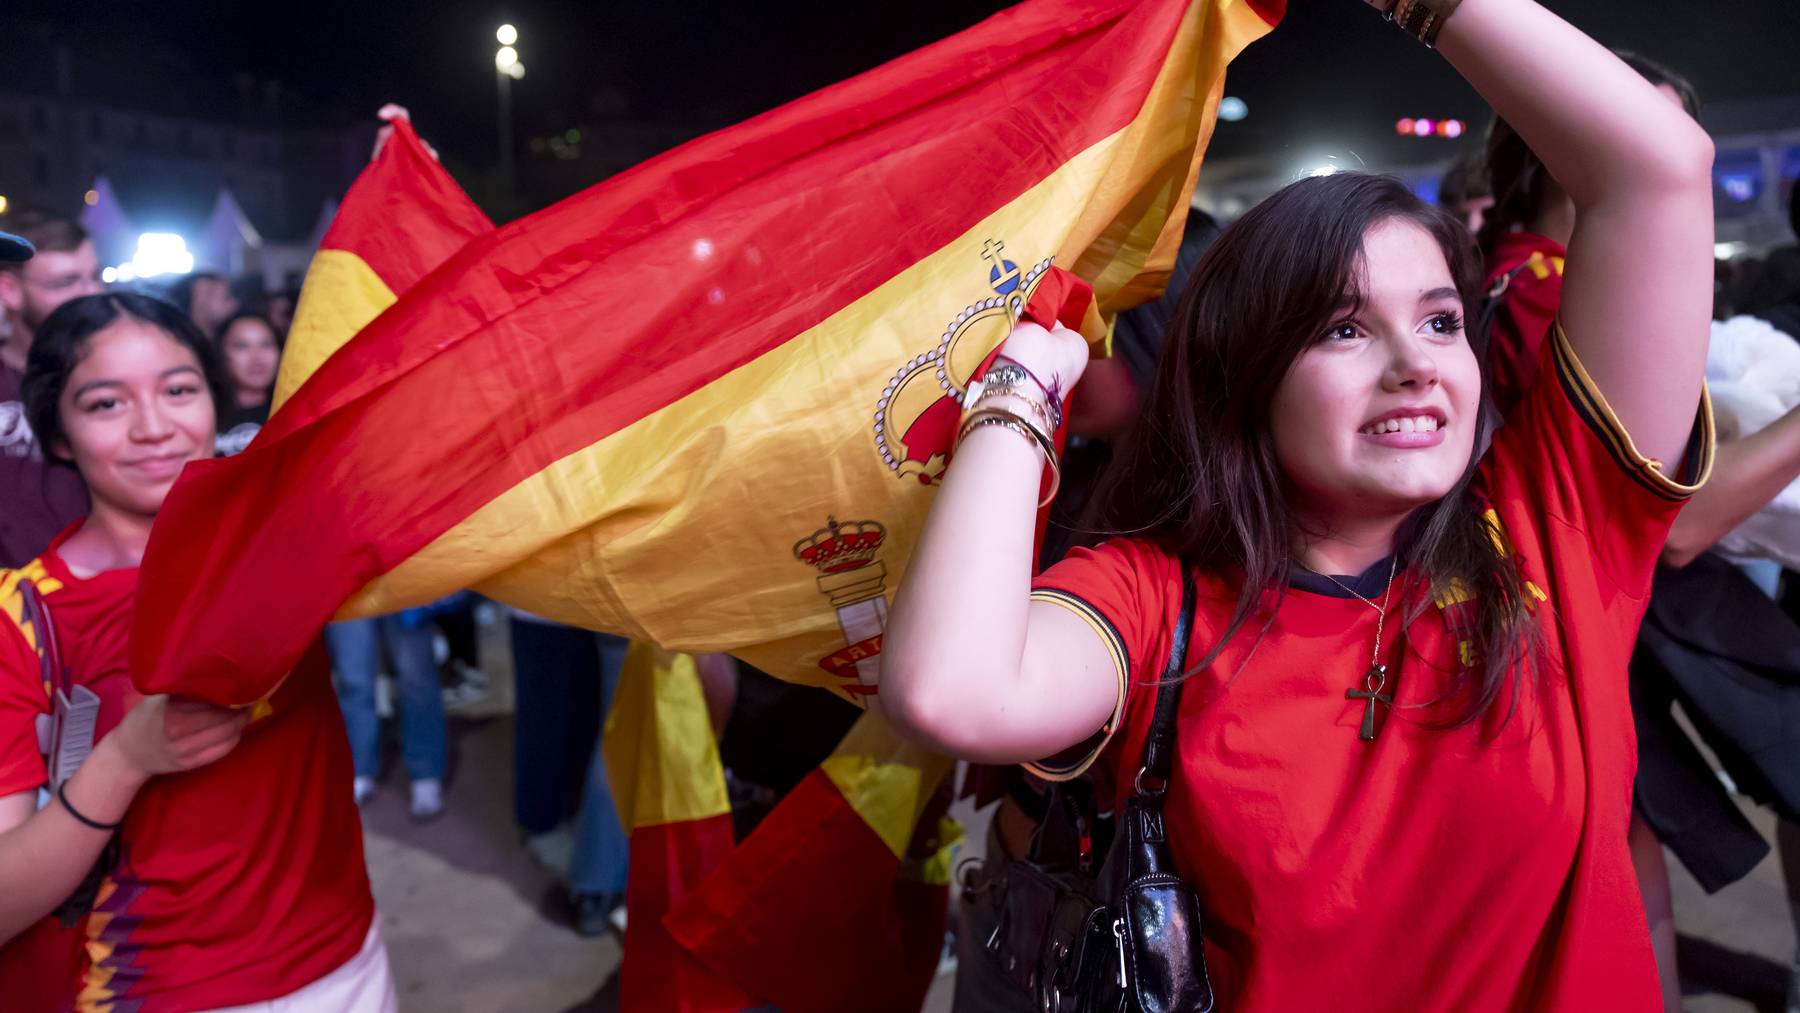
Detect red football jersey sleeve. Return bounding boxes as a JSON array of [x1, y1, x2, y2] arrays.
[[0, 571, 49, 800]]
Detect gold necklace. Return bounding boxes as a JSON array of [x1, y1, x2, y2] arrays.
[[1301, 556, 1400, 742]]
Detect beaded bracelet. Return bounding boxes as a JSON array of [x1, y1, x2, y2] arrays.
[[1389, 0, 1462, 47]]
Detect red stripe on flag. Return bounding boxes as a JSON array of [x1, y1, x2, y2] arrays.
[[662, 772, 947, 1013], [620, 816, 758, 1013], [321, 119, 492, 294], [134, 0, 1215, 701]]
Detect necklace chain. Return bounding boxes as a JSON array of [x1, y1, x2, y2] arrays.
[[1302, 556, 1400, 666]]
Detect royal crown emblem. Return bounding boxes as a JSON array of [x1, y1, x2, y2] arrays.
[[794, 517, 887, 574], [794, 518, 890, 699], [873, 239, 1053, 485]]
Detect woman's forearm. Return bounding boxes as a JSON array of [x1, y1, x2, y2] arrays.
[[881, 416, 1045, 747], [1664, 405, 1800, 568], [1433, 0, 1712, 208], [0, 736, 145, 944]]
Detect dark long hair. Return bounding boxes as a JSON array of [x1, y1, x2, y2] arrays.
[[23, 292, 227, 465], [1089, 172, 1540, 729], [1479, 53, 1699, 255]]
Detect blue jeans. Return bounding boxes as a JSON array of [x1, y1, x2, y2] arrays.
[[568, 633, 629, 896], [325, 615, 449, 782]]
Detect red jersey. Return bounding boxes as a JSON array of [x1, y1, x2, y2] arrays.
[[1484, 230, 1567, 417], [1030, 324, 1711, 1012], [0, 529, 374, 1012]]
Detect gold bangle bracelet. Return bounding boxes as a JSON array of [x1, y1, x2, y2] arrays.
[[956, 409, 1063, 507], [966, 385, 1055, 434]]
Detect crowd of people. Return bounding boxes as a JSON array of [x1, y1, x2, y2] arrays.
[[1, 0, 1799, 1009]]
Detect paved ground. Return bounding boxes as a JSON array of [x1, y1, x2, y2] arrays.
[[359, 626, 1794, 1012]]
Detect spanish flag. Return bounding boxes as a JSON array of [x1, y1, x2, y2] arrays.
[[602, 645, 757, 1011], [663, 709, 962, 1013], [131, 0, 1282, 709], [271, 115, 492, 416]]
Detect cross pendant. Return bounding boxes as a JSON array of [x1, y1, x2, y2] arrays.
[[1345, 663, 1393, 742]]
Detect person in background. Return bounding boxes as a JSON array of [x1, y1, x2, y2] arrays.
[[0, 290, 389, 1011], [509, 613, 630, 934], [325, 605, 451, 821], [213, 310, 282, 457], [264, 286, 300, 338], [0, 215, 99, 567], [1040, 212, 1222, 565], [1437, 151, 1494, 237], [1738, 242, 1800, 341], [1477, 51, 1699, 416], [167, 272, 239, 344], [435, 593, 492, 712], [1766, 186, 1800, 338]]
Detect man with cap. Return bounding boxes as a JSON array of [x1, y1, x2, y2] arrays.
[[0, 219, 96, 567]]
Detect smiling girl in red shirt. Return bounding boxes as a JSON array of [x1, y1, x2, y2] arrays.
[[882, 0, 1717, 1008], [0, 293, 386, 1012]]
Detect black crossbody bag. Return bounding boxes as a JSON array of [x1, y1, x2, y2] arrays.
[[972, 566, 1209, 1012]]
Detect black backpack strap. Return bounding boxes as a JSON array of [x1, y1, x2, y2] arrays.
[[1135, 565, 1197, 795]]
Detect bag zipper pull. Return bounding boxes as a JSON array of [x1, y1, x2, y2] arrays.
[[1112, 915, 1129, 988]]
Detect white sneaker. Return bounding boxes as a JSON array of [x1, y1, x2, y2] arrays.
[[353, 776, 376, 806], [409, 779, 444, 821]]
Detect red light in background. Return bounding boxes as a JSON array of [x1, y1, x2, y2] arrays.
[[1397, 117, 1468, 139]]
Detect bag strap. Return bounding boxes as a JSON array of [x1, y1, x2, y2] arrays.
[[1134, 564, 1197, 796], [17, 580, 69, 697]]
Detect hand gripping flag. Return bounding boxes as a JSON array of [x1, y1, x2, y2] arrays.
[[273, 117, 493, 417], [131, 0, 1283, 708]]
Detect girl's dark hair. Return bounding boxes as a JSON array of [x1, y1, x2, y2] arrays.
[[1479, 53, 1700, 255], [23, 292, 228, 465], [1090, 172, 1540, 729]]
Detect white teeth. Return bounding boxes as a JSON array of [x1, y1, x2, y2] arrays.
[[1362, 415, 1441, 436]]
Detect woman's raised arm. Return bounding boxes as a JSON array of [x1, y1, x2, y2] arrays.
[[1424, 0, 1714, 465], [880, 322, 1121, 765]]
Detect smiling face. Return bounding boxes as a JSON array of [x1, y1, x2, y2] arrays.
[[1269, 217, 1482, 528], [56, 318, 217, 519]]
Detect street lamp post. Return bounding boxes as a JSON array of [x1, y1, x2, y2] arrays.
[[495, 25, 524, 202]]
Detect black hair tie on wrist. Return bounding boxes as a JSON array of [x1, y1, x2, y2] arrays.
[[57, 780, 124, 831]]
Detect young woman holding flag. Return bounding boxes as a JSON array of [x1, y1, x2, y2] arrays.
[[0, 293, 390, 1012], [883, 0, 1716, 1007]]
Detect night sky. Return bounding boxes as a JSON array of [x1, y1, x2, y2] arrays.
[[10, 0, 1797, 181]]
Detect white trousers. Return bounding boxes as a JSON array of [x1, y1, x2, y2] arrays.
[[197, 917, 398, 1013]]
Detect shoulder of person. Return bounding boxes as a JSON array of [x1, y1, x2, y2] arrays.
[[0, 566, 45, 671]]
